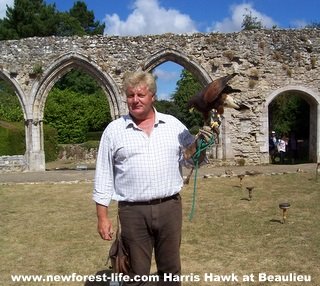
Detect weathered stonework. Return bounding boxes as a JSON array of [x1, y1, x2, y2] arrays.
[[0, 29, 320, 172], [0, 155, 27, 172], [58, 144, 97, 163]]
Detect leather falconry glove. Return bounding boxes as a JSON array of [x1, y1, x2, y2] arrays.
[[197, 125, 215, 143], [183, 125, 215, 162]]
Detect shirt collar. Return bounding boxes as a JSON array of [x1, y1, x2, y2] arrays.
[[124, 108, 166, 128]]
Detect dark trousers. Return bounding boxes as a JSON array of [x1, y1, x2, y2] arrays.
[[118, 194, 182, 286], [280, 151, 285, 164]]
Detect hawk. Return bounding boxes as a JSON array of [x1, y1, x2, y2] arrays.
[[187, 73, 248, 126]]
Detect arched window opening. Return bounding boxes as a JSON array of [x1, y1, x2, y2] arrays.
[[43, 69, 112, 170], [0, 78, 25, 156], [268, 92, 310, 164]]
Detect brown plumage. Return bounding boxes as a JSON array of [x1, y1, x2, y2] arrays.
[[187, 73, 246, 125]]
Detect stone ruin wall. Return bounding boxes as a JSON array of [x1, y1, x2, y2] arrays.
[[0, 28, 319, 172]]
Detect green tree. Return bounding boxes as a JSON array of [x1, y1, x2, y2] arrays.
[[55, 12, 85, 37], [171, 69, 203, 131], [55, 69, 101, 94], [0, 121, 25, 155], [44, 88, 89, 143], [86, 90, 111, 132], [53, 69, 112, 133], [241, 8, 263, 30], [0, 0, 105, 40], [0, 0, 108, 151], [0, 79, 23, 122], [269, 93, 309, 139], [68, 1, 105, 35], [0, 0, 58, 40], [154, 99, 180, 117], [44, 85, 111, 144]]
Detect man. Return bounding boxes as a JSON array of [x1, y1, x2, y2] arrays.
[[269, 131, 278, 163], [278, 134, 288, 164], [93, 71, 213, 285]]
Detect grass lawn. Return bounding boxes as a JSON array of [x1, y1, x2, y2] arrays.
[[0, 171, 319, 285]]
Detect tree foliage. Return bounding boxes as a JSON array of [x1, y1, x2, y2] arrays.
[[1, 71, 112, 145], [52, 69, 112, 134], [154, 99, 180, 117], [0, 79, 24, 122], [55, 12, 85, 37], [44, 85, 111, 144], [241, 8, 263, 30], [171, 69, 203, 131], [0, 0, 58, 40], [0, 121, 25, 155], [68, 1, 105, 35], [269, 93, 309, 139], [55, 69, 101, 94], [0, 0, 105, 40], [0, 1, 109, 146]]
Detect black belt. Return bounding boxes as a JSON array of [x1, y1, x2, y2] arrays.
[[118, 193, 180, 206]]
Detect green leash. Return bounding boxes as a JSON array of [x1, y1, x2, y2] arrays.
[[189, 134, 215, 221]]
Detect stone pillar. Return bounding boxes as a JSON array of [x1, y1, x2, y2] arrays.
[[317, 104, 320, 163], [309, 103, 319, 163], [24, 119, 45, 172], [222, 110, 234, 160], [258, 105, 270, 164]]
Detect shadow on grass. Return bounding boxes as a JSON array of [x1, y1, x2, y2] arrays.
[[269, 219, 283, 224], [232, 185, 242, 189]]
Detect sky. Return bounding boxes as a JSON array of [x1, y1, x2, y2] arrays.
[[1, 0, 319, 99]]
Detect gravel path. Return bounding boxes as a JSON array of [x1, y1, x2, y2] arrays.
[[0, 163, 318, 184]]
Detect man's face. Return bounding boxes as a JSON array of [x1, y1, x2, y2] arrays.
[[126, 84, 155, 120]]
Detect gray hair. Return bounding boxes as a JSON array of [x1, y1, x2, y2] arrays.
[[122, 71, 157, 95]]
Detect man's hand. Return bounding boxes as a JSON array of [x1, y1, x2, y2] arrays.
[[96, 204, 114, 241], [183, 126, 215, 161], [197, 125, 215, 143], [97, 217, 114, 240]]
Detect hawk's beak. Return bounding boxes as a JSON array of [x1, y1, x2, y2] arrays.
[[224, 94, 240, 109], [189, 107, 195, 113]]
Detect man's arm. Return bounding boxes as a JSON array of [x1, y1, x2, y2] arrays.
[[93, 129, 115, 240], [96, 203, 114, 241]]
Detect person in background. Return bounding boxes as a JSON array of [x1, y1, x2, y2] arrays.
[[269, 130, 278, 163], [277, 134, 288, 164], [93, 71, 213, 285]]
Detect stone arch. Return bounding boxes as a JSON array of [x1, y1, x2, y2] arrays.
[[142, 48, 212, 85], [31, 51, 123, 121], [1, 30, 320, 172], [0, 69, 28, 119], [265, 85, 320, 106], [25, 52, 124, 171], [141, 48, 234, 161], [262, 85, 320, 163]]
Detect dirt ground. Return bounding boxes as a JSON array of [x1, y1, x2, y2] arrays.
[[0, 162, 318, 184]]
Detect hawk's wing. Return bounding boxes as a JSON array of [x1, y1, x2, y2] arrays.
[[202, 73, 237, 103]]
